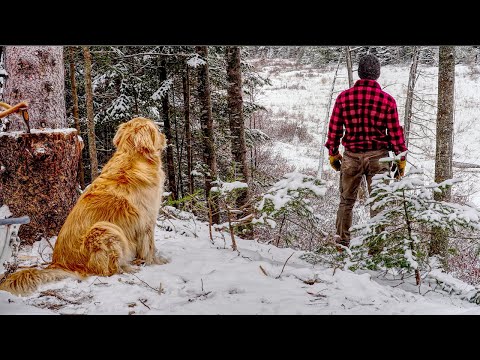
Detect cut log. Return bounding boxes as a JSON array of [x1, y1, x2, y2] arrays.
[[0, 128, 83, 244]]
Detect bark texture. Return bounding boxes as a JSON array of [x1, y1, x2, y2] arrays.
[[83, 46, 99, 181], [2, 46, 66, 130], [0, 129, 83, 244], [68, 47, 85, 189], [159, 59, 177, 201], [225, 46, 250, 207], [196, 46, 219, 224], [431, 46, 455, 260]]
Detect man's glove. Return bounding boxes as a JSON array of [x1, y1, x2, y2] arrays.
[[329, 153, 342, 171], [397, 159, 406, 178], [392, 158, 406, 179]]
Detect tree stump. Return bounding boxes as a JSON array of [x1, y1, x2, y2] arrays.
[[0, 128, 83, 244]]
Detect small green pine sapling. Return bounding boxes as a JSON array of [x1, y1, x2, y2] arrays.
[[349, 162, 480, 285]]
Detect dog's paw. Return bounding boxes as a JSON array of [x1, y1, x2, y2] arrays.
[[153, 255, 170, 265], [132, 259, 146, 266], [120, 264, 140, 274]]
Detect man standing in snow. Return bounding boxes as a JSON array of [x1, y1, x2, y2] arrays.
[[325, 54, 408, 248]]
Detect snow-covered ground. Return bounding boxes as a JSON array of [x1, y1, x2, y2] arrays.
[[1, 209, 479, 315], [253, 59, 480, 205]]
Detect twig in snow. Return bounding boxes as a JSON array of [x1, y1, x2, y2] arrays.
[[17, 263, 49, 269], [201, 278, 204, 292], [259, 265, 268, 276], [91, 277, 109, 286], [39, 290, 81, 305], [138, 298, 151, 310], [130, 273, 159, 293], [45, 238, 54, 250], [159, 207, 180, 220], [276, 252, 294, 279]]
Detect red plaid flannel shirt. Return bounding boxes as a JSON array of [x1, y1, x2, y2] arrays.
[[325, 79, 407, 157]]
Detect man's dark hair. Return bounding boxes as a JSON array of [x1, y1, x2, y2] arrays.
[[358, 54, 380, 80]]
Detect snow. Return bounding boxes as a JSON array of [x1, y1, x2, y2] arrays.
[[0, 128, 78, 138], [151, 79, 173, 101], [211, 180, 248, 194], [187, 54, 206, 68], [0, 205, 12, 219], [256, 172, 326, 213], [1, 212, 479, 315]]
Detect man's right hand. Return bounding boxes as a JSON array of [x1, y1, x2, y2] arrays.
[[397, 159, 406, 178], [392, 158, 407, 179], [329, 153, 342, 171]]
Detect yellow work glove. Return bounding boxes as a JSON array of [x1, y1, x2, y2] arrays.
[[397, 159, 406, 178], [392, 157, 407, 179], [329, 153, 342, 172]]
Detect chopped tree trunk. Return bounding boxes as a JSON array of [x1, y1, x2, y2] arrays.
[[68, 46, 85, 190], [2, 46, 66, 130], [159, 59, 178, 201], [0, 46, 82, 245], [0, 129, 83, 244], [195, 46, 220, 224]]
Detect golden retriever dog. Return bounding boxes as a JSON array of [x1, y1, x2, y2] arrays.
[[0, 117, 167, 296]]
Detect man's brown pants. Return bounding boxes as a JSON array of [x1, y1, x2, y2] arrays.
[[336, 149, 390, 245]]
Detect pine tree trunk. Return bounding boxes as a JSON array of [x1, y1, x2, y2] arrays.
[[196, 46, 219, 224], [225, 46, 250, 208], [159, 59, 177, 201], [404, 46, 420, 148], [430, 46, 455, 261], [345, 46, 354, 87], [2, 46, 66, 130], [317, 53, 342, 179], [68, 47, 85, 190], [172, 79, 183, 200], [183, 62, 194, 195], [83, 46, 99, 182]]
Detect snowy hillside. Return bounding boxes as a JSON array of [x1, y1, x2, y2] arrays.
[[1, 208, 479, 315], [252, 59, 480, 206]]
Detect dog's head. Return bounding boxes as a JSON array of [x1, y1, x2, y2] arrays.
[[113, 117, 166, 161]]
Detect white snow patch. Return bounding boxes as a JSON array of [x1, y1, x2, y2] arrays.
[[0, 128, 78, 138], [0, 205, 12, 219], [187, 54, 206, 68]]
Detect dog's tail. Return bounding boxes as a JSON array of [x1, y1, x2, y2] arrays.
[[0, 267, 79, 296]]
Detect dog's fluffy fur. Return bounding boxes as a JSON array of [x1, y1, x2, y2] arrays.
[[0, 117, 167, 296]]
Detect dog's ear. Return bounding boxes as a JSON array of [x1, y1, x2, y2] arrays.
[[133, 124, 156, 156], [158, 132, 167, 151], [113, 122, 129, 149], [131, 119, 165, 161]]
